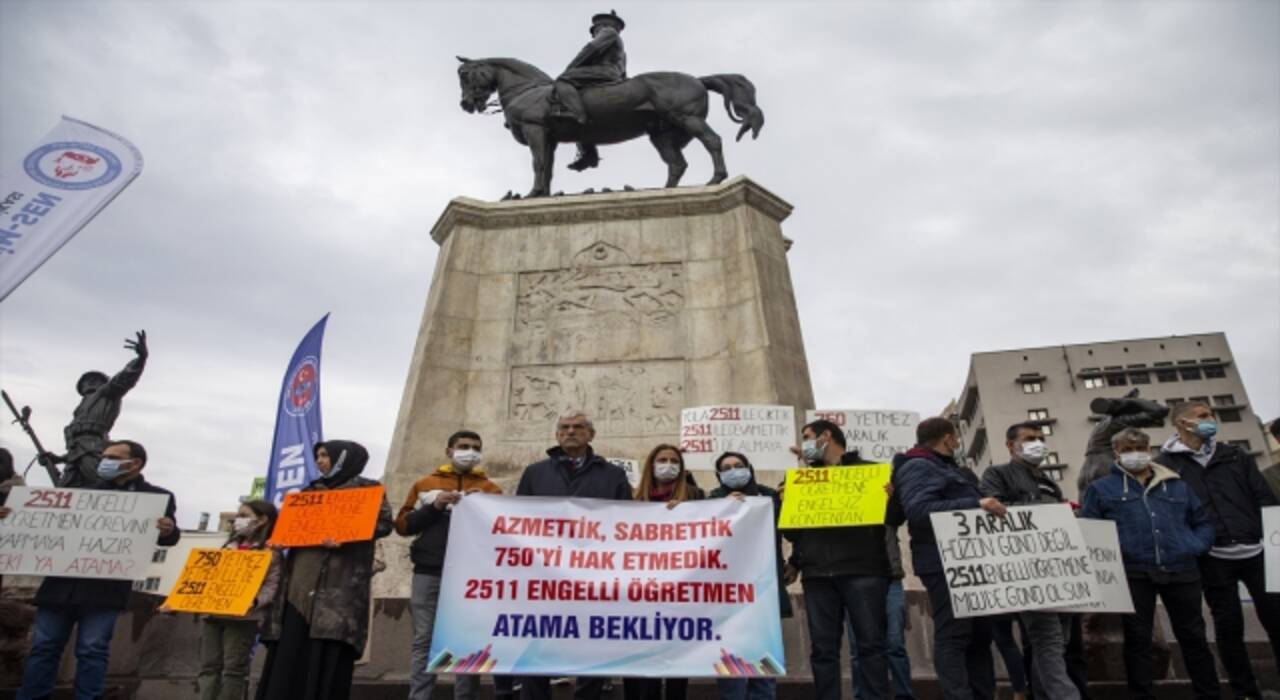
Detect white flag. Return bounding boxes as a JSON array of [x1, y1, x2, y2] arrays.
[[0, 116, 143, 302]]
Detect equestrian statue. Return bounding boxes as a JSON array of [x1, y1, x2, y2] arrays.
[[457, 10, 764, 198]]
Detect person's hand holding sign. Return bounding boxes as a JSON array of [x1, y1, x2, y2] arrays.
[[157, 517, 176, 537], [435, 491, 463, 510], [978, 497, 1007, 517]]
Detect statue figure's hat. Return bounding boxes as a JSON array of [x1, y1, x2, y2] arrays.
[[591, 10, 625, 32], [77, 370, 108, 395]]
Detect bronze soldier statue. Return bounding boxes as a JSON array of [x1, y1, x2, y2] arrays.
[[1077, 388, 1168, 492], [45, 331, 148, 487], [554, 10, 627, 172]]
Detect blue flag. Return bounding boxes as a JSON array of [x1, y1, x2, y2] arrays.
[[264, 314, 328, 506]]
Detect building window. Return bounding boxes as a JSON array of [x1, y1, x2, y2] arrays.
[[1189, 395, 1209, 405], [1212, 394, 1235, 407], [1129, 371, 1150, 384], [1218, 409, 1242, 423], [1204, 365, 1226, 379], [1165, 397, 1184, 407], [1177, 360, 1202, 381], [1022, 381, 1043, 394], [1083, 377, 1105, 389], [1106, 373, 1128, 387], [1156, 368, 1179, 383], [151, 549, 166, 563], [1028, 409, 1050, 421], [1228, 440, 1252, 452], [1045, 452, 1060, 465], [1041, 423, 1054, 436], [1045, 468, 1064, 482]]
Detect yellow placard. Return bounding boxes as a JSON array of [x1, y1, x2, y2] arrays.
[[777, 464, 892, 529], [163, 548, 272, 616]]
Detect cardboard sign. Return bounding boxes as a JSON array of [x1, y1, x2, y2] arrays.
[[163, 548, 273, 616], [429, 495, 785, 677], [1265, 506, 1280, 593], [680, 405, 796, 471], [777, 464, 892, 529], [1048, 519, 1134, 613], [268, 485, 385, 547], [930, 503, 1099, 617], [0, 486, 168, 579], [806, 410, 920, 462]]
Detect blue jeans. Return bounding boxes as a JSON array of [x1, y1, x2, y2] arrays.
[[846, 579, 915, 700], [715, 677, 777, 700], [18, 606, 120, 700], [803, 575, 889, 700], [920, 572, 994, 700]]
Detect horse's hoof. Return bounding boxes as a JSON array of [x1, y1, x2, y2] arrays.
[[707, 174, 728, 186]]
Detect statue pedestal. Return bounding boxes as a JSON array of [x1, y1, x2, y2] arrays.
[[376, 176, 814, 596]]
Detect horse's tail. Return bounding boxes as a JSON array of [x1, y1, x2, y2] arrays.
[[700, 74, 764, 142]]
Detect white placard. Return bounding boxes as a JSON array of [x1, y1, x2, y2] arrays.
[[679, 405, 796, 471], [0, 486, 168, 579], [607, 458, 641, 488], [1048, 518, 1134, 613], [806, 409, 920, 462], [1264, 506, 1280, 593], [930, 503, 1099, 617]]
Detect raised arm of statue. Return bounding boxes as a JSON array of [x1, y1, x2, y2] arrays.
[[103, 330, 148, 399]]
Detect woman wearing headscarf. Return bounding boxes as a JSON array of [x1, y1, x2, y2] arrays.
[[708, 451, 792, 700], [257, 440, 394, 700]]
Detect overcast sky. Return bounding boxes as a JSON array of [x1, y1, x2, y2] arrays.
[[1, 0, 1276, 527]]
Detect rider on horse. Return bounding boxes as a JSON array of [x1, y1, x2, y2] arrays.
[[554, 10, 626, 171]]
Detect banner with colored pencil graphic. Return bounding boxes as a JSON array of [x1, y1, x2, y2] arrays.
[[427, 494, 785, 677]]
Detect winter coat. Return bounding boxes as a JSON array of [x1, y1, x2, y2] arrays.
[[271, 440, 393, 654], [35, 474, 179, 609], [980, 460, 1065, 505], [1080, 463, 1214, 577], [1155, 440, 1277, 548], [395, 465, 503, 575], [516, 446, 632, 500], [784, 451, 890, 578], [708, 466, 793, 618], [893, 446, 982, 576]]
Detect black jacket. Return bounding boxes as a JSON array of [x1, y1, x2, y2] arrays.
[[893, 446, 982, 575], [784, 451, 890, 579], [1156, 441, 1277, 547], [980, 460, 1064, 505], [516, 446, 632, 500], [35, 475, 179, 609], [708, 465, 793, 618]]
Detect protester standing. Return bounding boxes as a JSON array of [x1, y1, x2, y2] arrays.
[[979, 422, 1081, 700], [894, 417, 1004, 700], [1080, 427, 1221, 699], [396, 430, 504, 700], [785, 419, 892, 700], [14, 439, 180, 700], [1156, 401, 1280, 699], [196, 499, 282, 700], [257, 440, 393, 700], [708, 451, 791, 700], [515, 411, 631, 700]]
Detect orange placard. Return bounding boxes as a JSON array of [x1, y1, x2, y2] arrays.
[[163, 548, 272, 616], [268, 485, 385, 547]]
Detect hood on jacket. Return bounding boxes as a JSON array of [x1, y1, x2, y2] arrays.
[[1161, 434, 1216, 460], [714, 451, 761, 494], [904, 445, 954, 465], [1110, 460, 1180, 494], [314, 439, 369, 488], [433, 463, 489, 478]]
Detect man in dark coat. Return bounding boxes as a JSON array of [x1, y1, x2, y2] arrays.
[[16, 438, 179, 700], [52, 331, 148, 487], [516, 411, 630, 700], [1156, 400, 1280, 699], [893, 417, 1006, 700]]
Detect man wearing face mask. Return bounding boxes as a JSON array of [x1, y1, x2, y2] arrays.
[[1156, 401, 1280, 699], [784, 419, 893, 700], [894, 417, 1006, 700], [395, 430, 504, 700], [980, 423, 1080, 700], [15, 439, 179, 700], [1080, 427, 1220, 699]]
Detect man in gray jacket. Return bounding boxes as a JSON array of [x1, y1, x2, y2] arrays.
[[980, 422, 1080, 700]]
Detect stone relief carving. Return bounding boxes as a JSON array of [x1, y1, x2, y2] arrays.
[[512, 262, 685, 365], [571, 240, 633, 268], [508, 362, 685, 438]]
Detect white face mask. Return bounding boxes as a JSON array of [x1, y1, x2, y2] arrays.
[[1019, 440, 1048, 465], [1118, 451, 1152, 472], [451, 449, 482, 471], [233, 516, 256, 534], [653, 461, 681, 484]]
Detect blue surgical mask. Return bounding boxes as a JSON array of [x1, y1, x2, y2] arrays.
[[801, 439, 823, 462], [1194, 420, 1218, 439], [96, 458, 127, 480], [719, 467, 751, 490]]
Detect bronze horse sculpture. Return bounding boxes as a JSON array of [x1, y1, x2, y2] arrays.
[[457, 57, 764, 198]]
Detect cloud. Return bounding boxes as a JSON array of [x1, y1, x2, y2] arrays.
[[1, 0, 1276, 526]]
